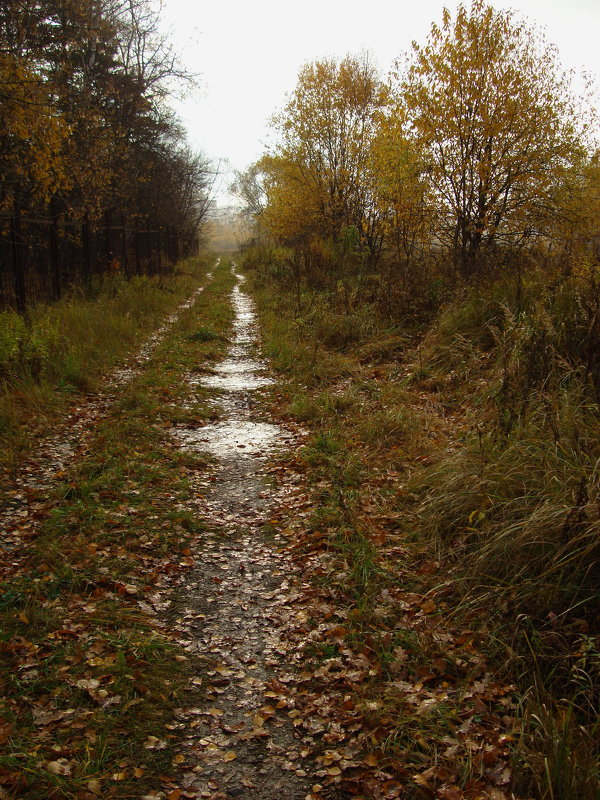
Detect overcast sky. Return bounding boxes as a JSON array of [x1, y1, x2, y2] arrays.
[[158, 0, 600, 206]]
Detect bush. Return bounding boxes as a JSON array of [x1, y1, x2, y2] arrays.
[[0, 310, 60, 381]]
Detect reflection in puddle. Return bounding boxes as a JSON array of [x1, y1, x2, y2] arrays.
[[194, 372, 273, 391], [192, 282, 273, 393], [192, 361, 273, 392], [177, 269, 285, 461], [218, 359, 261, 374], [174, 421, 285, 458]]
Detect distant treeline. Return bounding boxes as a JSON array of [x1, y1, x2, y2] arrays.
[[1, 0, 214, 311]]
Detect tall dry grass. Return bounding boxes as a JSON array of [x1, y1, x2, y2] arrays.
[[407, 264, 600, 798], [0, 258, 210, 478]]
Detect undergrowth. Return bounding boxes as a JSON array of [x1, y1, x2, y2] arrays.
[[0, 257, 236, 798], [408, 268, 600, 798], [246, 251, 600, 800]]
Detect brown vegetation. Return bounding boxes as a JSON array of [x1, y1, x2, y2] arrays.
[[236, 2, 600, 797]]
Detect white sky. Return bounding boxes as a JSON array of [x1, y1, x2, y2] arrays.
[[158, 0, 600, 207]]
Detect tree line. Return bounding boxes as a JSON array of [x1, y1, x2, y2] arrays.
[[235, 1, 600, 318], [1, 0, 214, 311]]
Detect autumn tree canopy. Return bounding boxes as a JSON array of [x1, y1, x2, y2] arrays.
[[394, 0, 589, 274], [0, 0, 214, 309], [261, 55, 388, 267], [238, 2, 597, 303]]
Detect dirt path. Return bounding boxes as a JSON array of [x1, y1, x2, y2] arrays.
[[165, 268, 315, 800], [0, 264, 215, 558], [1, 261, 521, 799]]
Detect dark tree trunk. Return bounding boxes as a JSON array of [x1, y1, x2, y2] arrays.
[[133, 219, 141, 275], [11, 205, 26, 314], [50, 198, 61, 300], [82, 216, 91, 279]]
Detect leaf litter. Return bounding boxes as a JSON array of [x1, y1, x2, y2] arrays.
[[164, 269, 314, 799], [165, 267, 518, 799], [0, 261, 522, 800]]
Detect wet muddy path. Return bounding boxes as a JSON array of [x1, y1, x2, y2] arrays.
[[168, 269, 313, 800]]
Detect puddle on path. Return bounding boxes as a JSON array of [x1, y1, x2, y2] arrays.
[[168, 268, 312, 800], [175, 278, 279, 458], [175, 421, 284, 459], [194, 371, 273, 392]]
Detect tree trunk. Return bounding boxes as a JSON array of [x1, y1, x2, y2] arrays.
[[50, 198, 61, 300], [11, 205, 26, 314], [81, 216, 91, 279]]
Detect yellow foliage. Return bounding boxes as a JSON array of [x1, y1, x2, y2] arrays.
[[370, 111, 434, 261], [393, 0, 588, 271], [264, 55, 388, 258], [0, 53, 70, 208]]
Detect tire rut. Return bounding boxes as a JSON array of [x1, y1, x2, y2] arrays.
[[166, 267, 314, 800]]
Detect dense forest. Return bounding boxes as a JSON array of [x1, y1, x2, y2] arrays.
[[0, 0, 213, 311]]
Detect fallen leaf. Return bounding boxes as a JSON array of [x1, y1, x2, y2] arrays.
[[47, 759, 73, 776], [144, 735, 167, 749], [438, 786, 464, 800]]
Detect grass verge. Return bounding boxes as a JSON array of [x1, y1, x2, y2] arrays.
[[0, 258, 212, 485], [0, 257, 236, 798], [246, 259, 600, 800]]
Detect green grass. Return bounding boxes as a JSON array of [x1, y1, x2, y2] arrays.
[[0, 257, 212, 484], [0, 256, 236, 798]]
